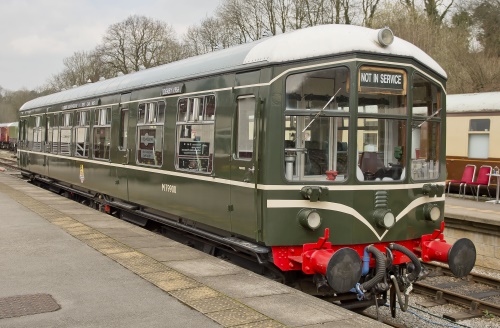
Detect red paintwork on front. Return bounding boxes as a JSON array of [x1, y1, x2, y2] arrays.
[[272, 222, 452, 274]]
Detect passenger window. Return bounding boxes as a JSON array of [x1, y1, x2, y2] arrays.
[[32, 115, 43, 152], [60, 113, 72, 155], [51, 114, 60, 154], [175, 95, 216, 173], [236, 96, 255, 160], [74, 110, 90, 157], [136, 101, 165, 167], [93, 108, 111, 160]]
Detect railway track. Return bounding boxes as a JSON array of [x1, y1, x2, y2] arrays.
[[414, 262, 500, 321], [0, 151, 18, 171]]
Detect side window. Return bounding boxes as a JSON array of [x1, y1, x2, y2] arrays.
[[74, 110, 90, 157], [411, 73, 441, 180], [175, 95, 216, 173], [136, 101, 165, 166], [119, 108, 128, 150], [60, 112, 72, 155], [236, 96, 255, 160], [32, 115, 43, 152], [93, 108, 112, 160], [52, 114, 60, 154]]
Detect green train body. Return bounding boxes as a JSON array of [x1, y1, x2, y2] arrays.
[[17, 25, 475, 308]]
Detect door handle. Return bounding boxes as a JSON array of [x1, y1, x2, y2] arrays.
[[123, 149, 130, 164]]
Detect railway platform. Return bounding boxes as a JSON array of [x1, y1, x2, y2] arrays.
[[0, 172, 385, 328], [445, 195, 500, 225]]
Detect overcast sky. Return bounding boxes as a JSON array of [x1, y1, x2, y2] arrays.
[[0, 0, 221, 91]]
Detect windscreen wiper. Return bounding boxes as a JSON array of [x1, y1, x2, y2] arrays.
[[415, 108, 441, 129], [302, 88, 341, 132]]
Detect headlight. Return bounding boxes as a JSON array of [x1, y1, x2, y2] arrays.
[[297, 209, 322, 230], [377, 27, 394, 47], [424, 203, 441, 221], [374, 209, 395, 229]]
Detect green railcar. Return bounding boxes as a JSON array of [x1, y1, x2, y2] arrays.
[[18, 24, 476, 312]]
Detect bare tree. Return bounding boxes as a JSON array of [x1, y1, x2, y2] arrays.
[[362, 0, 382, 27], [398, 0, 454, 23], [218, 0, 265, 42], [98, 15, 183, 75], [42, 50, 110, 91]]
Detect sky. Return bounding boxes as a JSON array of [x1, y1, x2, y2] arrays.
[[0, 0, 221, 91]]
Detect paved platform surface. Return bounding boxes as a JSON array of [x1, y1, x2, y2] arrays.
[[0, 172, 385, 328], [445, 194, 500, 226]]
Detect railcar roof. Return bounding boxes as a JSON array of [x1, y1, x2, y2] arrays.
[[447, 92, 500, 113], [20, 24, 446, 112]]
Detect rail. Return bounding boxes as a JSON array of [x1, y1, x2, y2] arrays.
[[414, 262, 500, 320]]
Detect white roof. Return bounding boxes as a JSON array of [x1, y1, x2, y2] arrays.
[[244, 24, 446, 78], [447, 92, 500, 113], [21, 24, 445, 112]]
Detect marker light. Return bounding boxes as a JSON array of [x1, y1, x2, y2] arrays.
[[377, 27, 394, 47], [424, 203, 441, 221], [298, 209, 322, 230], [374, 209, 395, 229]]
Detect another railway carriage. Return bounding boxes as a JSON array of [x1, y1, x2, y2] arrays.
[[18, 25, 476, 313], [446, 92, 500, 194], [0, 122, 18, 150]]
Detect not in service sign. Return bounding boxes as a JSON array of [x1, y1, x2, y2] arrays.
[[360, 70, 404, 90]]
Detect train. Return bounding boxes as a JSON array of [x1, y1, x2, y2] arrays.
[[446, 92, 500, 195], [17, 24, 476, 315], [0, 122, 18, 151]]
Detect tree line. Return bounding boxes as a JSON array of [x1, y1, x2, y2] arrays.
[[1, 0, 498, 122]]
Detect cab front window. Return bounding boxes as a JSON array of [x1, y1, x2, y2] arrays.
[[357, 66, 408, 182], [284, 67, 350, 181]]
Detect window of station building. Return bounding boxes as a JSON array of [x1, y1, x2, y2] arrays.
[[175, 95, 216, 173], [74, 111, 90, 157], [284, 67, 350, 181], [411, 74, 442, 180], [60, 112, 72, 156], [93, 108, 111, 160], [32, 115, 43, 152], [136, 101, 165, 167], [468, 119, 490, 159]]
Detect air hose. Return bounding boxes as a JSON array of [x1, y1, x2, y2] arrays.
[[388, 243, 422, 282], [352, 245, 387, 299]]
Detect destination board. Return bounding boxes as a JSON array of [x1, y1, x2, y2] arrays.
[[360, 70, 404, 90]]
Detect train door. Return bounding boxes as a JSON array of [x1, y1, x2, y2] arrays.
[[111, 93, 132, 200], [229, 92, 261, 240], [28, 114, 46, 176]]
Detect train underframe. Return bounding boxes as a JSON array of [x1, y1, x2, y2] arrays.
[[26, 173, 477, 318]]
